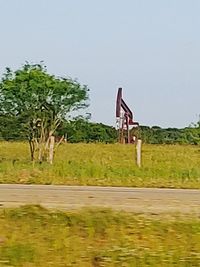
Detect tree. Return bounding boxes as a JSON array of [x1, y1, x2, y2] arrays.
[[0, 63, 89, 162], [0, 115, 26, 140]]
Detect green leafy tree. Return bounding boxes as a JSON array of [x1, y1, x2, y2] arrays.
[[0, 63, 89, 161], [0, 115, 26, 140]]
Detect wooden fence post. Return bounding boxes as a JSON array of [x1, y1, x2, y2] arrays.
[[136, 139, 142, 167]]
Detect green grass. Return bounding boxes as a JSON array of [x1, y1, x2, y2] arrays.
[[0, 142, 200, 188], [0, 205, 199, 266]]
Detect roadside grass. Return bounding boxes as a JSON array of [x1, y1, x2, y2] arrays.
[[0, 205, 200, 266], [0, 142, 200, 188]]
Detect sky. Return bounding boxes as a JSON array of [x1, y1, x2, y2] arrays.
[[0, 0, 200, 128]]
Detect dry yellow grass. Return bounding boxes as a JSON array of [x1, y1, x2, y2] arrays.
[[0, 142, 200, 188], [0, 205, 199, 266]]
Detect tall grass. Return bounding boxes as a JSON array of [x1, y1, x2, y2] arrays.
[[0, 142, 200, 188], [0, 205, 199, 266]]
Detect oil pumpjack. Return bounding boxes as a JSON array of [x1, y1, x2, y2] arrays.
[[116, 88, 139, 144]]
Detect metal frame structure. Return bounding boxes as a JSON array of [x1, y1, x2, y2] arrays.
[[116, 88, 139, 144]]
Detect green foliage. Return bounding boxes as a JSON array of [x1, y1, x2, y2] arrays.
[[0, 63, 89, 136], [58, 117, 118, 143], [1, 115, 200, 146], [0, 206, 200, 266], [0, 115, 25, 140], [1, 243, 35, 266], [59, 120, 200, 145], [140, 124, 200, 145], [0, 63, 89, 119], [0, 63, 89, 160]]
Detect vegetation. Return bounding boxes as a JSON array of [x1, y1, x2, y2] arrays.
[[139, 123, 200, 145], [0, 142, 200, 188], [1, 116, 200, 145], [59, 117, 118, 143], [0, 63, 89, 161], [59, 119, 200, 145], [0, 205, 199, 266]]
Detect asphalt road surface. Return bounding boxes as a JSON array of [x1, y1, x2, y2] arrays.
[[0, 184, 200, 214]]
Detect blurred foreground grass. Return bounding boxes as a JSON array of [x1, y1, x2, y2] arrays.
[[0, 205, 200, 266], [0, 142, 200, 188]]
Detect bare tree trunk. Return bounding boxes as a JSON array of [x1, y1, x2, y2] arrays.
[[38, 121, 46, 162], [28, 117, 61, 164], [29, 139, 35, 161]]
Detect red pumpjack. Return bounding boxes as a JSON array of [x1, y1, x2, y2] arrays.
[[116, 88, 139, 144]]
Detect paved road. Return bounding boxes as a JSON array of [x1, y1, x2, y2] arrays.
[[0, 184, 200, 214]]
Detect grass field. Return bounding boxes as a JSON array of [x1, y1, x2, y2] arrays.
[[0, 205, 199, 266], [0, 142, 200, 188]]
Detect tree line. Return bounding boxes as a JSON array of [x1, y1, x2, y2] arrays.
[[1, 115, 200, 145], [139, 124, 200, 145], [60, 119, 200, 145]]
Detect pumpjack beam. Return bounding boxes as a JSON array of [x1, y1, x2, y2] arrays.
[[116, 87, 139, 143]]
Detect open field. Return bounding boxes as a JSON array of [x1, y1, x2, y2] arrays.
[[0, 142, 200, 188], [0, 205, 200, 266]]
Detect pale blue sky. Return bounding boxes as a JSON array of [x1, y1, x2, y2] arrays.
[[0, 0, 200, 127]]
